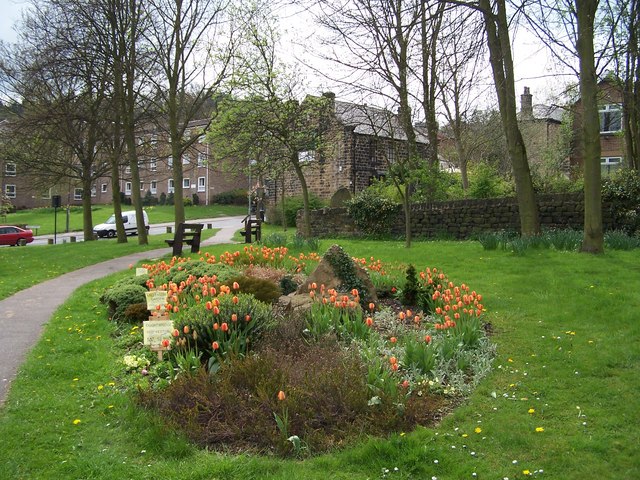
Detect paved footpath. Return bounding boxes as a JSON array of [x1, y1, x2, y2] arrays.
[[0, 216, 243, 406]]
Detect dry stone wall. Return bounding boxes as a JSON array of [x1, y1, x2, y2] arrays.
[[299, 193, 618, 239]]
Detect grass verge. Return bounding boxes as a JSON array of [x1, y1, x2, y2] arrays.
[[0, 230, 217, 300], [3, 204, 246, 236], [0, 241, 638, 479]]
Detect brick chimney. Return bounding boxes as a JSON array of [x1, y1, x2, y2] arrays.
[[520, 86, 533, 120]]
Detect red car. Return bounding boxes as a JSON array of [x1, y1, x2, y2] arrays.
[[0, 225, 34, 246]]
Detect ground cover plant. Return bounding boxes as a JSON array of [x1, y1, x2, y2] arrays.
[[0, 240, 638, 479]]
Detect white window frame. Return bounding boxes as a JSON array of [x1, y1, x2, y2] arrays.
[[197, 152, 206, 167], [197, 176, 206, 192], [182, 154, 190, 165], [140, 181, 144, 191], [5, 184, 16, 198], [601, 156, 622, 174], [168, 179, 175, 194], [150, 180, 157, 194], [41, 188, 51, 199], [298, 150, 315, 164], [125, 182, 132, 195], [101, 183, 108, 193], [167, 156, 173, 168], [90, 186, 97, 197], [5, 162, 16, 176], [183, 178, 190, 189], [599, 104, 622, 134], [125, 165, 131, 174], [149, 158, 157, 172], [74, 188, 83, 200]]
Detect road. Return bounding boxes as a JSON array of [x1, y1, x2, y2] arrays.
[[26, 216, 246, 246]]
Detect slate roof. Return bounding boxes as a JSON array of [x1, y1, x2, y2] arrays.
[[333, 100, 429, 144]]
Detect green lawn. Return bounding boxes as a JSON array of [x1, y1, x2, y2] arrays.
[[3, 204, 247, 236], [0, 240, 638, 479]]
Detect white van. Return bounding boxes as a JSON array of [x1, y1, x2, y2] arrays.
[[93, 210, 150, 238]]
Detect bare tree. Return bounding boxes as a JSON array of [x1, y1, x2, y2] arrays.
[[145, 0, 235, 230], [315, 0, 425, 247], [436, 6, 488, 192], [0, 0, 116, 240]]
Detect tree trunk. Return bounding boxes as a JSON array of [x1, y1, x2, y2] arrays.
[[576, 0, 604, 254], [479, 0, 540, 236], [81, 175, 94, 241], [403, 185, 412, 248], [292, 155, 311, 237]]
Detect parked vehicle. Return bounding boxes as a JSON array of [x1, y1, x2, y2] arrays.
[[93, 211, 150, 238], [0, 225, 34, 246]]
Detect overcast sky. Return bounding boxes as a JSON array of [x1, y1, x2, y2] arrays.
[[0, 0, 569, 108]]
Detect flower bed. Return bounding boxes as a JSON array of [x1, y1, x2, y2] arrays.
[[103, 244, 495, 456]]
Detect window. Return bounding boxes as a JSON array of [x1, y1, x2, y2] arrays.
[[298, 150, 315, 163], [149, 159, 157, 172], [5, 184, 16, 198], [182, 155, 190, 165], [150, 180, 157, 194], [140, 181, 144, 191], [150, 134, 157, 145], [5, 162, 16, 176], [183, 178, 190, 189], [198, 176, 206, 192], [197, 152, 206, 167], [91, 186, 97, 197], [125, 182, 132, 195], [168, 179, 175, 193], [167, 156, 173, 167], [125, 165, 131, 174], [599, 104, 622, 134], [101, 183, 108, 193], [74, 188, 83, 200], [601, 156, 622, 175], [41, 188, 51, 199]]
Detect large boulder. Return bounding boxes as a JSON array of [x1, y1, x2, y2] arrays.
[[297, 244, 378, 303]]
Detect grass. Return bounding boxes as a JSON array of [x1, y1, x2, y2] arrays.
[[3, 204, 247, 236], [0, 230, 217, 301], [0, 240, 639, 479]]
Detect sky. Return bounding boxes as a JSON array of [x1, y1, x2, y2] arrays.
[[0, 0, 571, 110]]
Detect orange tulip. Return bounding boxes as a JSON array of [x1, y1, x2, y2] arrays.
[[172, 329, 179, 337], [366, 317, 373, 327], [232, 296, 239, 305], [221, 322, 229, 332], [277, 390, 286, 401], [213, 306, 220, 315], [161, 339, 170, 348], [213, 322, 219, 330], [212, 341, 219, 350], [183, 325, 189, 334], [425, 335, 431, 343], [368, 302, 376, 312], [231, 313, 238, 322], [390, 337, 397, 344], [233, 281, 240, 290], [245, 314, 251, 322]]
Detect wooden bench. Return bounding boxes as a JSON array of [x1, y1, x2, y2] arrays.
[[165, 222, 204, 256], [240, 217, 262, 243]]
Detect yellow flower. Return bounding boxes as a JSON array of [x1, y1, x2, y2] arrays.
[[474, 427, 482, 434], [462, 433, 468, 438], [535, 427, 544, 432], [528, 408, 535, 414], [523, 470, 531, 475], [97, 385, 104, 391], [73, 419, 81, 425]]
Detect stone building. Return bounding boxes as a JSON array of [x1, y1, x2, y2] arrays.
[[517, 86, 566, 172], [265, 93, 431, 206]]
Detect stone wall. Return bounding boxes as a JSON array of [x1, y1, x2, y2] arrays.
[[298, 193, 619, 239]]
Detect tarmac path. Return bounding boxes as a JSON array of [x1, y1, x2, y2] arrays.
[[0, 216, 243, 405]]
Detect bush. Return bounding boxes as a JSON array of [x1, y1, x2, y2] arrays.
[[602, 168, 640, 235], [269, 195, 325, 228], [166, 192, 174, 205], [100, 283, 148, 322], [226, 274, 282, 304], [211, 188, 247, 205], [346, 189, 401, 236], [142, 190, 158, 206], [159, 192, 167, 205], [468, 163, 514, 199], [192, 193, 200, 205], [183, 197, 193, 207]]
